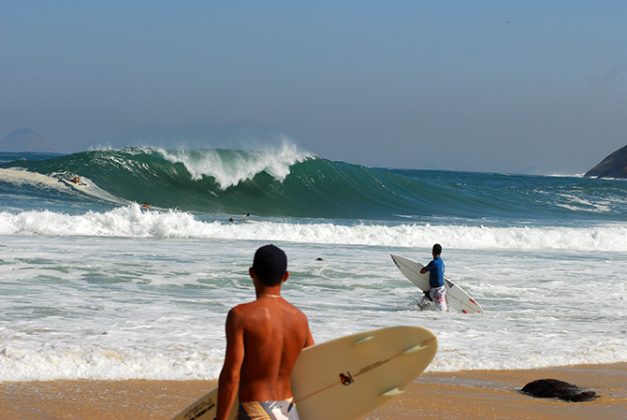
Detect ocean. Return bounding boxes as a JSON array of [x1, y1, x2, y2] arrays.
[[0, 145, 625, 381]]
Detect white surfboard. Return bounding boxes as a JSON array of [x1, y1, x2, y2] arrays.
[[391, 254, 484, 314], [173, 326, 437, 420]]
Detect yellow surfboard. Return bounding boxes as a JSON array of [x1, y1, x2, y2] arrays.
[[173, 326, 437, 420]]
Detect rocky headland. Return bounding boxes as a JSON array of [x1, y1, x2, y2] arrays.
[[585, 145, 627, 178]]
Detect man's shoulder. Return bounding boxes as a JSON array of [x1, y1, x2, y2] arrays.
[[285, 301, 308, 319], [230, 300, 257, 313], [227, 301, 257, 320]]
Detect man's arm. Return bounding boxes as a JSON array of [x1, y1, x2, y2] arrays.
[[304, 318, 314, 348], [216, 308, 245, 420], [420, 261, 433, 275]]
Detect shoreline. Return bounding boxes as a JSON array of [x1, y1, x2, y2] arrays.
[[0, 362, 625, 419]]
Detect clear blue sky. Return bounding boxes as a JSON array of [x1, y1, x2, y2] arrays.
[[1, 1, 626, 174]]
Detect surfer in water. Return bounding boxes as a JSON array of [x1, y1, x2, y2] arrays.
[[216, 244, 314, 420], [420, 243, 448, 312]]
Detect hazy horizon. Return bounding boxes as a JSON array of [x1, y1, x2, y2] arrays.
[[1, 1, 626, 175]]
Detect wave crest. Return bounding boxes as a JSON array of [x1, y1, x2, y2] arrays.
[[153, 142, 311, 189]]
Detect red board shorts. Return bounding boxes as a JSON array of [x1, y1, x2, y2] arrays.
[[429, 286, 448, 311]]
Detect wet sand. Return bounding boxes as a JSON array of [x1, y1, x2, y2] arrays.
[[0, 363, 625, 419]]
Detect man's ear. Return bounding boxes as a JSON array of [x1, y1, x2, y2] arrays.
[[282, 271, 290, 283], [249, 267, 256, 279]]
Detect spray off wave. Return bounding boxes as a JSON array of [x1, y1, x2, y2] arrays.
[[154, 143, 311, 189]]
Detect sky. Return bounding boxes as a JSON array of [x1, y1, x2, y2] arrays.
[[1, 0, 626, 174]]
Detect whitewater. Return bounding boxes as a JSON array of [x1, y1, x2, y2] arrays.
[[1, 205, 627, 252], [0, 147, 625, 381]]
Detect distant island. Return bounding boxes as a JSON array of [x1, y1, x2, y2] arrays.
[[584, 145, 627, 179], [0, 127, 53, 152]]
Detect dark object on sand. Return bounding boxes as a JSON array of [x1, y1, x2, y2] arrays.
[[584, 145, 627, 178], [521, 379, 598, 402]]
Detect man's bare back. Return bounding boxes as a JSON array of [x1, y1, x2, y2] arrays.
[[216, 245, 314, 420], [231, 296, 311, 401]]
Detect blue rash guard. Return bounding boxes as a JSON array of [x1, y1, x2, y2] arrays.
[[424, 256, 445, 288]]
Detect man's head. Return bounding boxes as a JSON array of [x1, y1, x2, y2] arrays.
[[432, 243, 442, 257], [251, 244, 288, 286]]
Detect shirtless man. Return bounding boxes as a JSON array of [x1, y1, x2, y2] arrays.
[[216, 244, 314, 420]]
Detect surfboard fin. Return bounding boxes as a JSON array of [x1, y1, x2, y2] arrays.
[[402, 343, 429, 354], [381, 387, 404, 397], [353, 335, 374, 345]]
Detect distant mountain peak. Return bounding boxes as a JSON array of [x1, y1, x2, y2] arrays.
[[0, 127, 53, 152], [584, 145, 627, 179]]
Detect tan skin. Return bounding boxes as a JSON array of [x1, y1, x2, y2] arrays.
[[216, 268, 314, 419]]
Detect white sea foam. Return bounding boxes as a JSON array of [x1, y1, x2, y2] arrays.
[[1, 205, 627, 252], [0, 346, 224, 381], [0, 235, 625, 380], [0, 168, 64, 189], [152, 141, 312, 189], [555, 193, 613, 213]]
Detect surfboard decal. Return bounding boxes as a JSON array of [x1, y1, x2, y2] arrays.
[[339, 372, 354, 385]]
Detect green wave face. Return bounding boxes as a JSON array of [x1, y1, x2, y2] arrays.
[[10, 148, 429, 218], [5, 148, 627, 221]]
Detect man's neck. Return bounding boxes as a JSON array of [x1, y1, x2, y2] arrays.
[[255, 286, 282, 299], [259, 293, 281, 298]]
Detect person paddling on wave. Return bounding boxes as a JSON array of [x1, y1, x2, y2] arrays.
[[420, 243, 448, 312], [216, 244, 314, 420]]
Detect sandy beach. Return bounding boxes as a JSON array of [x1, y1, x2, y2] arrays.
[[0, 362, 624, 419]]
